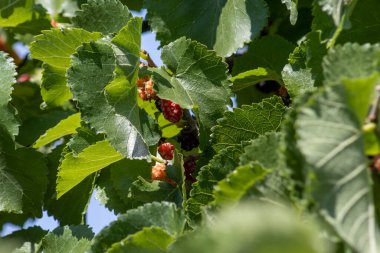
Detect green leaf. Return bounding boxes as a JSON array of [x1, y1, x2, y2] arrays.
[[0, 0, 34, 27], [45, 142, 95, 225], [0, 52, 18, 138], [57, 140, 123, 198], [296, 85, 380, 253], [34, 113, 81, 148], [130, 179, 182, 206], [211, 96, 287, 151], [0, 125, 48, 215], [107, 227, 174, 253], [39, 226, 92, 253], [230, 68, 278, 92], [281, 0, 298, 25], [282, 64, 315, 99], [73, 0, 132, 34], [67, 26, 159, 159], [36, 0, 79, 18], [96, 167, 133, 214], [30, 28, 101, 107], [232, 35, 295, 77], [145, 0, 269, 57], [151, 37, 231, 148], [91, 202, 185, 253], [213, 162, 267, 205], [1, 226, 47, 251], [40, 64, 72, 108], [337, 0, 380, 44], [186, 147, 242, 225], [239, 132, 296, 201], [30, 28, 102, 69], [172, 203, 326, 253], [318, 0, 355, 26], [323, 43, 380, 124]]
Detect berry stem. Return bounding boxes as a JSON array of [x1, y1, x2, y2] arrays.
[[151, 154, 167, 164], [140, 49, 157, 67]]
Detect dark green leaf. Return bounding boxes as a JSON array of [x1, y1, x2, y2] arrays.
[[211, 96, 287, 151], [73, 0, 132, 34], [145, 0, 269, 56]]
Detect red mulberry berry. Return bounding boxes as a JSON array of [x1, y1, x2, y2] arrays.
[[161, 99, 182, 123], [158, 142, 175, 160], [151, 163, 167, 181]]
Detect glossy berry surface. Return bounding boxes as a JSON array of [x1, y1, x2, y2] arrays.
[[161, 99, 183, 123], [158, 142, 175, 160], [151, 163, 167, 181]]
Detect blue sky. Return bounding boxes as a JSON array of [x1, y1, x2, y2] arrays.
[[1, 10, 163, 237]]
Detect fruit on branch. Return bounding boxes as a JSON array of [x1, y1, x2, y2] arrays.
[[158, 142, 175, 160], [151, 162, 167, 181], [177, 125, 199, 151], [137, 76, 156, 100], [161, 99, 183, 123]]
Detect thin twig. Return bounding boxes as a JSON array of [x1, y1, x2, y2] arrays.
[[140, 49, 157, 68]]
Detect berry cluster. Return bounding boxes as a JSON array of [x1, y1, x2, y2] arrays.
[[137, 76, 156, 101]]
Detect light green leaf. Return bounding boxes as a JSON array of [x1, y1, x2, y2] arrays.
[[186, 147, 243, 225], [281, 0, 298, 25], [40, 64, 72, 108], [0, 0, 33, 27], [91, 202, 185, 253], [39, 226, 92, 253], [213, 162, 267, 205], [172, 203, 327, 253], [73, 0, 132, 34], [230, 67, 278, 92], [232, 35, 295, 77], [151, 37, 231, 148], [0, 52, 18, 138], [146, 0, 269, 57], [296, 85, 380, 253], [30, 28, 101, 107], [68, 21, 159, 159], [57, 140, 123, 198], [107, 227, 174, 253], [282, 64, 315, 99], [211, 96, 287, 151], [34, 113, 81, 148], [323, 43, 380, 124], [30, 28, 102, 69], [0, 125, 48, 215]]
